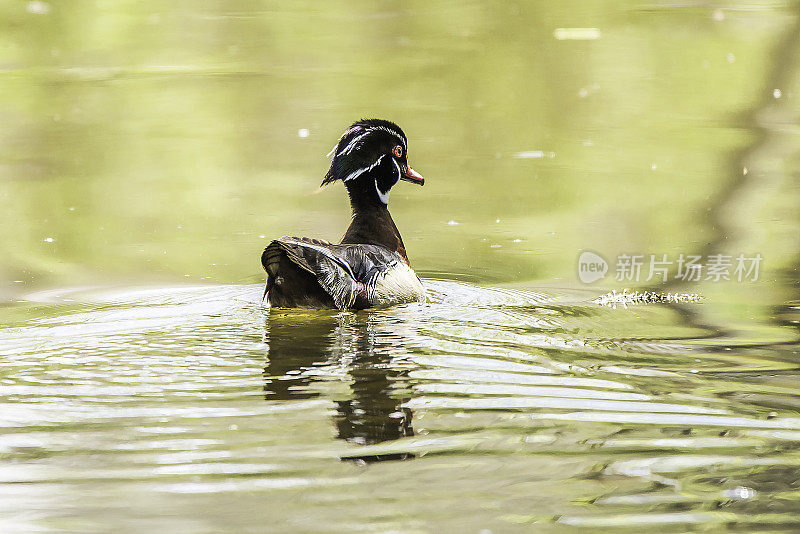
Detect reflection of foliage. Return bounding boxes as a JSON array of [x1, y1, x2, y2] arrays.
[[0, 1, 798, 299]]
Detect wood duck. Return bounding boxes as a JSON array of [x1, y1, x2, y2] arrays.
[[261, 119, 427, 310]]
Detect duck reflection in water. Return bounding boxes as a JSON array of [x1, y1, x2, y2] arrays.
[[262, 309, 414, 462]]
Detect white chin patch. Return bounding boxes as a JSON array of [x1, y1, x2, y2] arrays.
[[375, 158, 403, 204], [375, 179, 390, 204]]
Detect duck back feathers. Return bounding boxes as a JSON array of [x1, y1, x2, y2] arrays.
[[262, 237, 424, 310]]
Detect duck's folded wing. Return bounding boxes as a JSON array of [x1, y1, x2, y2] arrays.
[[263, 237, 359, 310]]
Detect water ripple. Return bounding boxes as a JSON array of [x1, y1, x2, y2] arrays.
[[1, 280, 798, 531]]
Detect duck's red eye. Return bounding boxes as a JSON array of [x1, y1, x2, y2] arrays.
[[393, 145, 403, 158]]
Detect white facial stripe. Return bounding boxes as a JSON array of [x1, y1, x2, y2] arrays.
[[327, 127, 357, 159], [334, 126, 407, 158], [374, 158, 402, 205], [375, 179, 390, 204], [339, 131, 370, 155], [391, 157, 402, 183], [372, 126, 406, 150], [342, 154, 385, 182]]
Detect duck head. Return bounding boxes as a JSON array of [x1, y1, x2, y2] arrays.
[[322, 119, 424, 209]]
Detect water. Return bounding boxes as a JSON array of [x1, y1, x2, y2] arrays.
[[2, 282, 799, 531], [3, 1, 800, 532]]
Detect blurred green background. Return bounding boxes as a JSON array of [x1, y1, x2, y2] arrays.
[[1, 0, 798, 301]]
